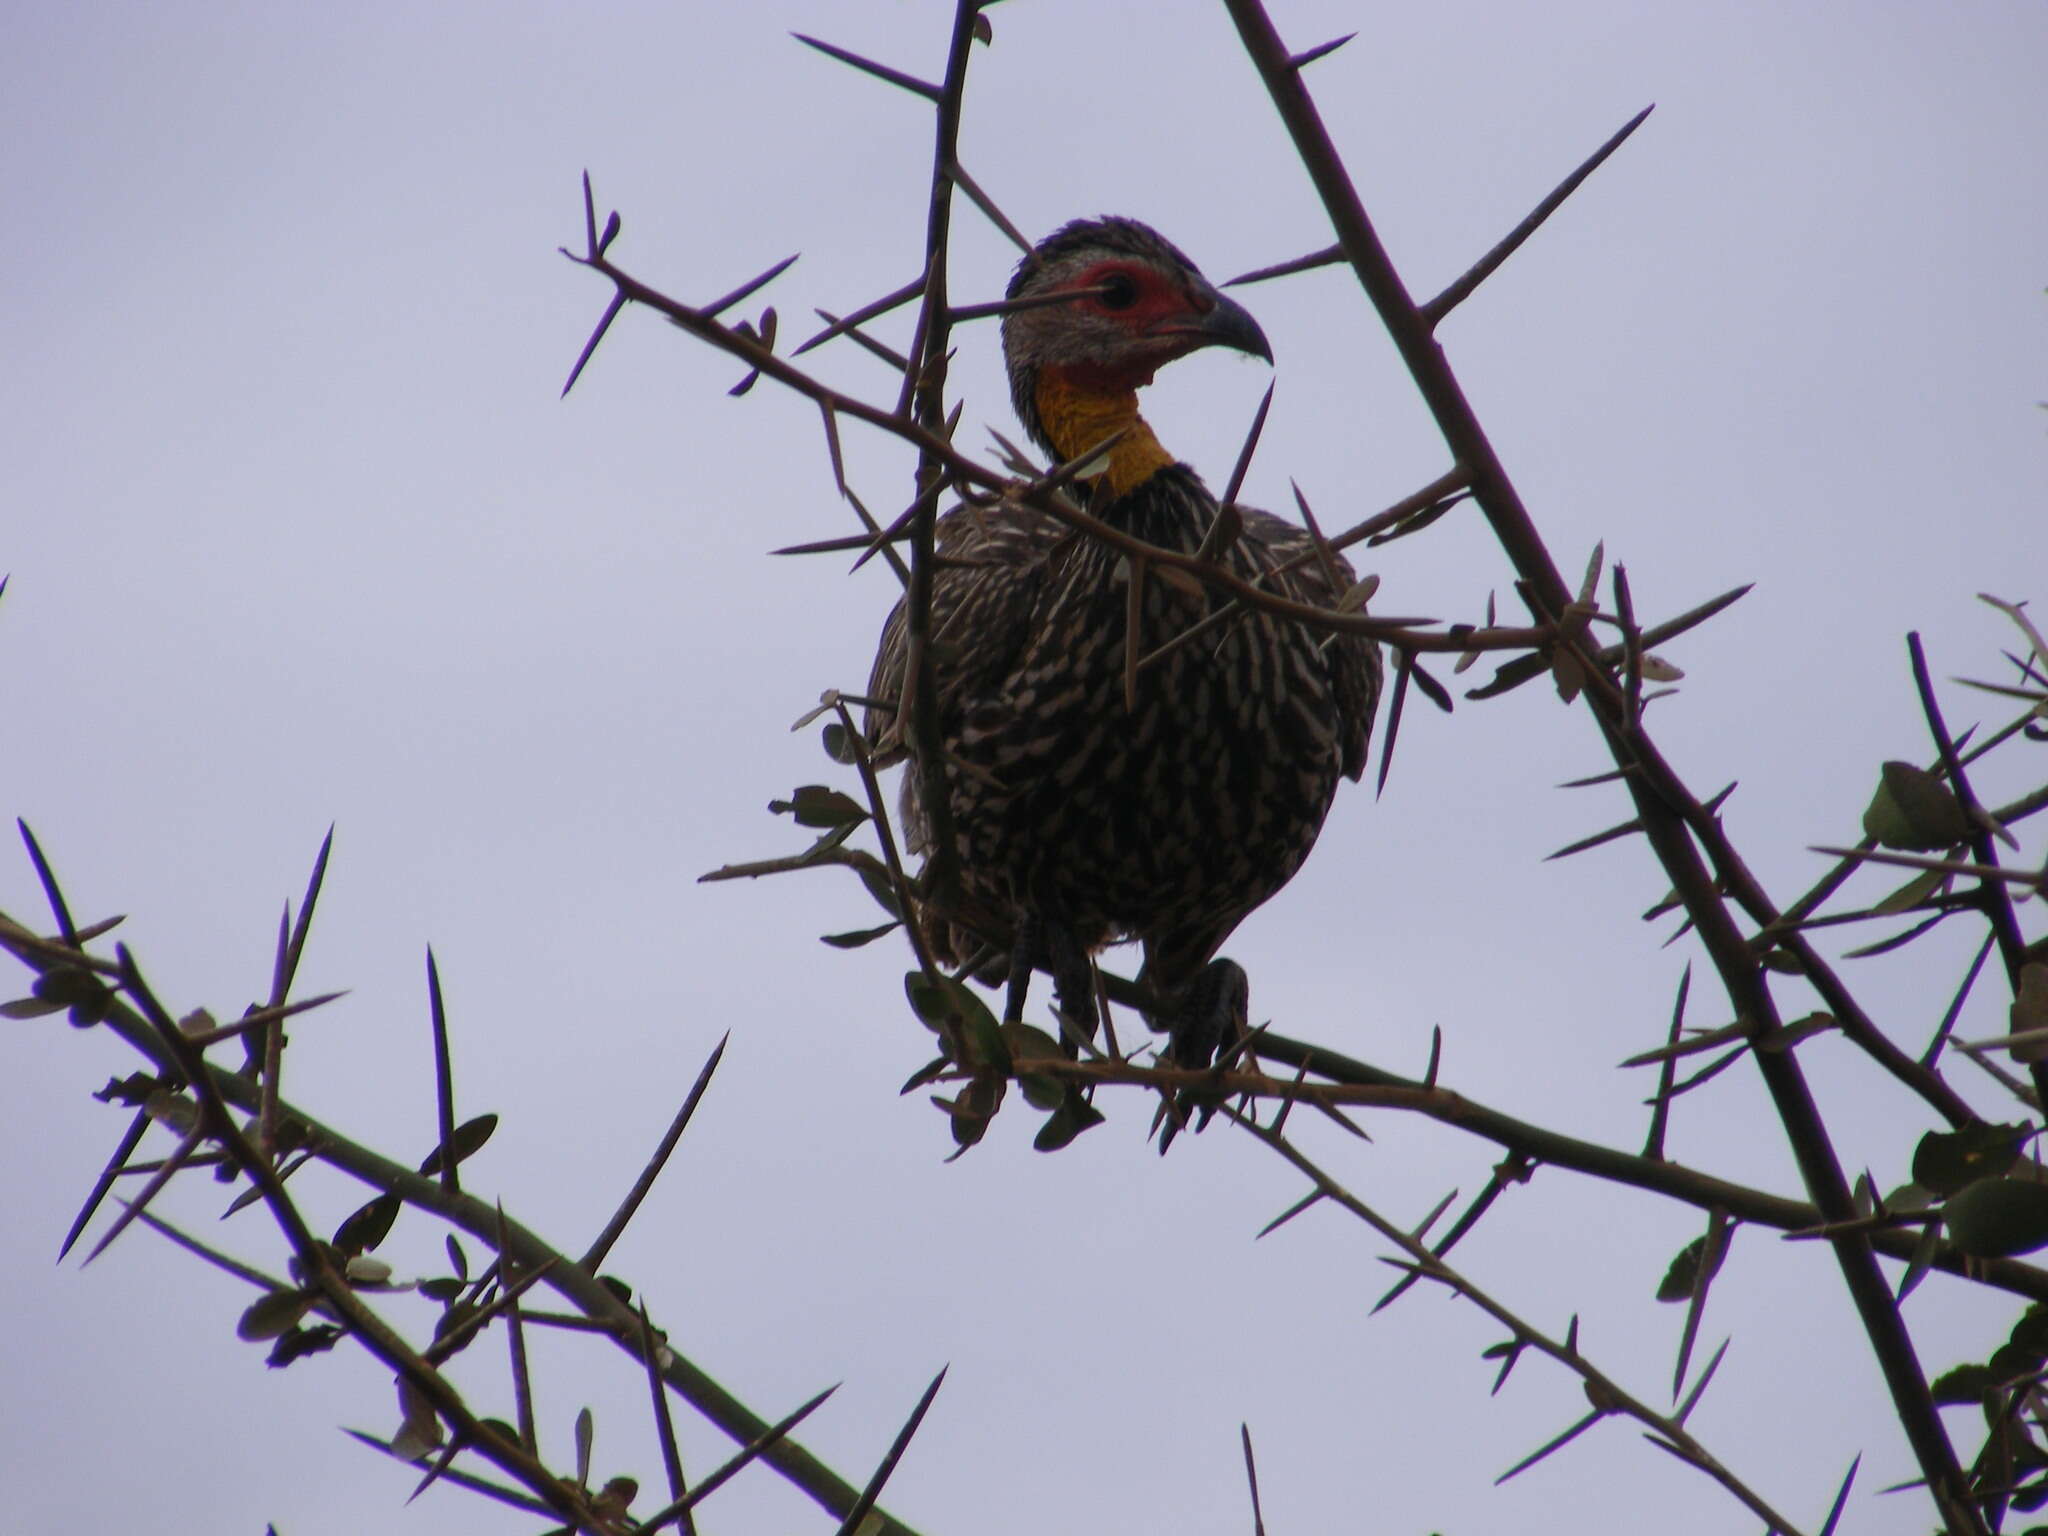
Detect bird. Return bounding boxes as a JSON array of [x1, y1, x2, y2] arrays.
[[863, 215, 1381, 1094]]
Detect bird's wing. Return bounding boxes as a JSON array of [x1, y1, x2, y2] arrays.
[[1235, 506, 1383, 783], [862, 501, 1062, 763]]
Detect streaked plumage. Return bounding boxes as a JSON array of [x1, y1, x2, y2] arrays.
[[865, 217, 1379, 1068]]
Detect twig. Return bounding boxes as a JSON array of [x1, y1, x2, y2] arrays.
[[1239, 1112, 1805, 1534]]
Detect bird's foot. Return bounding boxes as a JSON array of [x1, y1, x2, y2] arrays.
[[1046, 921, 1099, 1057], [1153, 959, 1251, 1153], [1000, 913, 1098, 1058], [1001, 913, 1039, 1026]]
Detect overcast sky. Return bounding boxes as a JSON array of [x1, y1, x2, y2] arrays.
[[4, 3, 2044, 1533]]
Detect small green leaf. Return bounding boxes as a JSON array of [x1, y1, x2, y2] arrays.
[[333, 1193, 402, 1254], [1, 995, 66, 1019], [903, 971, 999, 1043], [267, 1322, 342, 1368], [434, 1301, 476, 1339], [238, 1287, 315, 1340], [2011, 1478, 2048, 1515], [821, 921, 899, 949], [821, 723, 858, 764], [1862, 761, 1969, 850], [857, 865, 902, 919], [770, 785, 869, 829], [395, 1376, 444, 1458], [417, 1277, 465, 1303], [34, 966, 105, 1007], [595, 1476, 639, 1519], [1000, 1022, 1065, 1062], [1551, 649, 1586, 703], [418, 1114, 498, 1176], [1912, 1123, 2028, 1196], [945, 979, 999, 1035], [2012, 964, 2048, 1059], [1018, 1073, 1067, 1111], [1930, 1363, 2000, 1405], [1990, 1339, 2045, 1379], [900, 1055, 949, 1094], [905, 972, 950, 1029], [1033, 1097, 1104, 1152], [93, 1072, 157, 1107], [935, 1083, 998, 1149], [1873, 867, 1948, 915], [800, 821, 857, 858], [1656, 1233, 1729, 1303], [143, 1089, 200, 1134], [1945, 1178, 2048, 1259], [959, 1009, 1010, 1076], [29, 965, 113, 1028], [2009, 1302, 2048, 1357], [1897, 1219, 1941, 1301]]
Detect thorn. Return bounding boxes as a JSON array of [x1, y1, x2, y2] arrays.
[[563, 293, 628, 399], [810, 308, 910, 373], [1422, 104, 1655, 326], [793, 33, 943, 102], [702, 253, 799, 320], [1545, 817, 1644, 862], [1287, 32, 1355, 70], [1256, 1189, 1324, 1239], [795, 274, 924, 356], [1226, 243, 1343, 288], [1219, 382, 1275, 513], [946, 158, 1033, 255]]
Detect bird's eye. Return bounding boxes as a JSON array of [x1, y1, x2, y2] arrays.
[[1098, 272, 1140, 310]]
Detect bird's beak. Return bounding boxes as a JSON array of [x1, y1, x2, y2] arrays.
[[1185, 287, 1272, 364]]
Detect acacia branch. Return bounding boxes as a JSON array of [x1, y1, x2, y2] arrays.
[[1219, 3, 1980, 1524], [0, 913, 927, 1536], [970, 1032, 2048, 1303], [1237, 1113, 1807, 1535]]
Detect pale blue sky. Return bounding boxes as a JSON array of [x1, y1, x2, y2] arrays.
[[3, 3, 2043, 1532]]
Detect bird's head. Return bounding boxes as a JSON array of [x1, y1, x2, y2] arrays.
[[1002, 217, 1270, 496]]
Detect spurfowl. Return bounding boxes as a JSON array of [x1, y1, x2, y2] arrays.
[[864, 216, 1380, 1081]]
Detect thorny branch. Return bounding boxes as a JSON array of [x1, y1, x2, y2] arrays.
[[115, 947, 623, 1531], [0, 905, 926, 1536], [1220, 0, 1992, 1525], [1237, 1113, 1810, 1535]]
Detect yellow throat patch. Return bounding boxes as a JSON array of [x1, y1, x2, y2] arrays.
[[1033, 368, 1175, 498]]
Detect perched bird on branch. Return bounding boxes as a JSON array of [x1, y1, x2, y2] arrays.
[[865, 216, 1380, 1089]]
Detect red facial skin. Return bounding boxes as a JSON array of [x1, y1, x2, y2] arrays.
[[1051, 259, 1218, 391]]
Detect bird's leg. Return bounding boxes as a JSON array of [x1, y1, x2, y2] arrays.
[[1045, 921, 1099, 1057], [1153, 959, 1251, 1153], [1002, 911, 1040, 1026], [1163, 958, 1250, 1070]]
